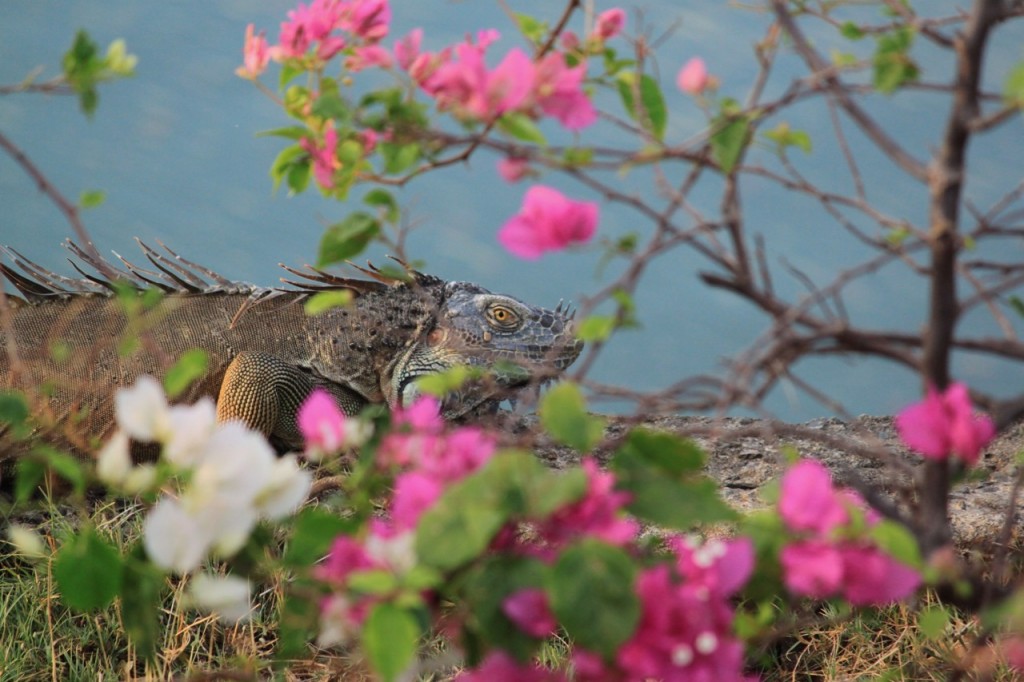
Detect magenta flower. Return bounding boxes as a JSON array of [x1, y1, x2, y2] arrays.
[[839, 544, 921, 606], [498, 185, 599, 260], [497, 157, 530, 183], [896, 382, 995, 465], [501, 588, 557, 638], [390, 471, 444, 530], [346, 44, 393, 71], [535, 458, 638, 552], [429, 43, 534, 122], [314, 534, 378, 584], [780, 540, 844, 598], [237, 24, 270, 79], [297, 388, 347, 456], [778, 459, 849, 534], [531, 53, 597, 130], [593, 8, 626, 40], [454, 651, 567, 682], [340, 0, 391, 42], [300, 121, 342, 189], [676, 57, 709, 95], [394, 28, 422, 70]]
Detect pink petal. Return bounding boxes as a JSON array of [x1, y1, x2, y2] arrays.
[[676, 57, 708, 95]]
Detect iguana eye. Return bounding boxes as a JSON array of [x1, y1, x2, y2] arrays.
[[486, 304, 521, 330]]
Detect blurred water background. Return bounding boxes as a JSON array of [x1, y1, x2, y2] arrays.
[[1, 1, 1022, 420]]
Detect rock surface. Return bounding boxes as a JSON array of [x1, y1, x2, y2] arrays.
[[518, 414, 1024, 550]]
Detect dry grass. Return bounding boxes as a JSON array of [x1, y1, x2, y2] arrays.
[[4, 498, 1024, 681]]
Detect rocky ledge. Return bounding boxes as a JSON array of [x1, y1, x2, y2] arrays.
[[519, 415, 1024, 550]]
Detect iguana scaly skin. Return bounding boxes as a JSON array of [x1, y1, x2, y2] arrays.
[[0, 240, 582, 455]]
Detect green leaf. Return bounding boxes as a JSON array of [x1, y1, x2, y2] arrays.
[[918, 604, 950, 640], [612, 431, 735, 528], [348, 569, 399, 595], [317, 212, 381, 266], [1004, 62, 1024, 108], [269, 144, 308, 192], [839, 21, 865, 40], [549, 540, 639, 657], [120, 553, 163, 662], [710, 112, 751, 174], [53, 527, 123, 611], [618, 428, 706, 474], [278, 587, 322, 659], [283, 508, 358, 569], [1008, 295, 1024, 320], [576, 315, 616, 342], [62, 30, 101, 116], [364, 188, 400, 223], [310, 92, 351, 121], [562, 147, 594, 167], [304, 289, 354, 315], [163, 349, 209, 398], [279, 62, 304, 89], [287, 160, 311, 194], [763, 122, 812, 155], [538, 382, 605, 452], [869, 520, 923, 570], [497, 112, 547, 145], [35, 446, 87, 495], [256, 126, 312, 141], [79, 189, 106, 209], [873, 27, 919, 94], [415, 466, 510, 571], [515, 12, 549, 45], [0, 390, 29, 426], [380, 142, 421, 175], [362, 602, 421, 682], [461, 556, 549, 663], [616, 72, 668, 140], [414, 365, 474, 398], [14, 458, 45, 503]]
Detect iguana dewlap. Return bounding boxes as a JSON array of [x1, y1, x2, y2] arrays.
[[0, 240, 582, 454]]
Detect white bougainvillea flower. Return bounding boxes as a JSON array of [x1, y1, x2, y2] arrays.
[[143, 496, 210, 574], [188, 573, 253, 623], [97, 430, 132, 487], [254, 454, 313, 520], [163, 398, 217, 468], [122, 463, 159, 495], [7, 524, 47, 559], [317, 595, 361, 648], [114, 375, 171, 442], [186, 422, 276, 508], [364, 527, 417, 574], [204, 498, 260, 558]]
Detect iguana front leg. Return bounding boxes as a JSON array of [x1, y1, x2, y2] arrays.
[[216, 351, 366, 451]]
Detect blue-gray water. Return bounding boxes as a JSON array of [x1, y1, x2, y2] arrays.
[[2, 2, 1022, 421]]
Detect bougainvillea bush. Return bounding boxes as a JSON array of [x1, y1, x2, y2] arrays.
[[5, 0, 1024, 679]]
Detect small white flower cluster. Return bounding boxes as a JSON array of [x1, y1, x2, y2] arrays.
[[98, 376, 313, 622]]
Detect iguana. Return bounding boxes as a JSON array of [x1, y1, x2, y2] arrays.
[[0, 240, 582, 456]]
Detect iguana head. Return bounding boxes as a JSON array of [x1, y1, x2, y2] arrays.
[[391, 280, 583, 416]]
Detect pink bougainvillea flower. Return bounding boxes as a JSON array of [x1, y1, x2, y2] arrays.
[[531, 53, 597, 130], [237, 24, 270, 79], [498, 185, 598, 259], [455, 651, 567, 682], [593, 8, 626, 40], [677, 57, 709, 95], [346, 44, 393, 71], [314, 533, 378, 583], [560, 30, 581, 51], [497, 157, 530, 183], [297, 388, 347, 457], [612, 562, 754, 682], [501, 588, 558, 638], [896, 382, 995, 465], [394, 28, 422, 70], [535, 458, 638, 550], [780, 540, 845, 599], [778, 459, 849, 534], [839, 544, 921, 605], [429, 43, 533, 121], [300, 121, 342, 189], [341, 0, 391, 42]]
